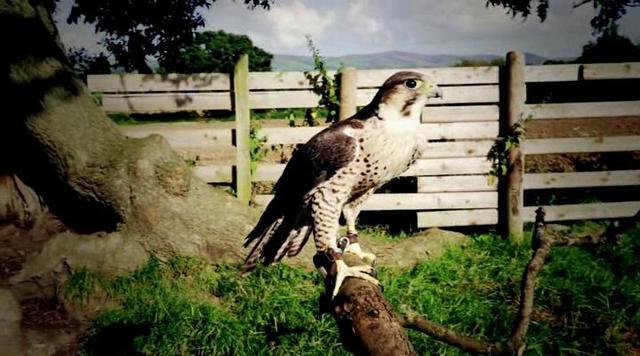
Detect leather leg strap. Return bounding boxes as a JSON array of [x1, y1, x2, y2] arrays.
[[346, 232, 359, 244]]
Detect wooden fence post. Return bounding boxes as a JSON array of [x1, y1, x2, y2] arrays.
[[339, 67, 358, 120], [234, 54, 251, 204], [501, 50, 526, 243]]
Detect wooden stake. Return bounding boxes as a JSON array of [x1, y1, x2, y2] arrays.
[[234, 55, 251, 204], [502, 51, 526, 243], [339, 67, 358, 120]]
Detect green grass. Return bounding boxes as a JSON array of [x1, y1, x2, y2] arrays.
[[66, 225, 640, 355], [357, 225, 413, 242], [68, 258, 342, 355]]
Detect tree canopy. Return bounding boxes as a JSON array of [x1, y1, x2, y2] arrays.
[[578, 28, 640, 63], [453, 58, 506, 67], [486, 0, 639, 33], [164, 30, 272, 73], [67, 47, 111, 80], [63, 0, 273, 73]]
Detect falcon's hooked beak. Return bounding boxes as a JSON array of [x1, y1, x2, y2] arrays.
[[419, 79, 443, 99]]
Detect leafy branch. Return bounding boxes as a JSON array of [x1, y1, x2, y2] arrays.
[[486, 115, 528, 184], [304, 36, 341, 125]]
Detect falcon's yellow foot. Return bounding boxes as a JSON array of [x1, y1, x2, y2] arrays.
[[332, 259, 380, 298], [343, 242, 377, 265]]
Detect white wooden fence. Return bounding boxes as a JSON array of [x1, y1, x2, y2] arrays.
[[88, 55, 640, 234]]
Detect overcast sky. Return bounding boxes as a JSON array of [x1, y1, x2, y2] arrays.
[[55, 0, 640, 59]]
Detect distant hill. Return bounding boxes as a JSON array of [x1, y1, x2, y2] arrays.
[[272, 50, 549, 71]]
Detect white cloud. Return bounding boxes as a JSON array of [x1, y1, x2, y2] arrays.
[[346, 0, 391, 43], [204, 0, 336, 54], [265, 0, 336, 49], [54, 0, 640, 59], [388, 0, 602, 57]]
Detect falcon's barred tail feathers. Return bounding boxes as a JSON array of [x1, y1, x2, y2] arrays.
[[242, 195, 312, 270]]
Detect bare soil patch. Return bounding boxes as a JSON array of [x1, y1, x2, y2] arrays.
[[526, 117, 640, 139], [525, 116, 640, 173], [0, 214, 67, 284], [0, 214, 85, 355], [21, 298, 85, 356]]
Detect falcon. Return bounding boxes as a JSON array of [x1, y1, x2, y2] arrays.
[[243, 71, 442, 296]]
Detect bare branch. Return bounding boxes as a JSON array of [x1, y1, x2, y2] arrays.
[[509, 207, 550, 355], [551, 233, 608, 246], [551, 209, 639, 247], [399, 206, 629, 355], [399, 208, 551, 355], [572, 0, 591, 9], [399, 314, 509, 354]]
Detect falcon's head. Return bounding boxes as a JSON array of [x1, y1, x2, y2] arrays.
[[371, 71, 442, 122]]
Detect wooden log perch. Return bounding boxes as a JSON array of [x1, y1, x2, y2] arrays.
[[315, 252, 415, 356]]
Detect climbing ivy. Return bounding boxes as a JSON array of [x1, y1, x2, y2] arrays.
[[304, 36, 342, 125], [486, 116, 528, 184]]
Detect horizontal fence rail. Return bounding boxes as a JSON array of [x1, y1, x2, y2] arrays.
[[90, 57, 640, 234]]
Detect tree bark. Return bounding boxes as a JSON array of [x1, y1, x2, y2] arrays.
[[0, 0, 259, 269], [333, 278, 415, 356], [316, 253, 415, 355]]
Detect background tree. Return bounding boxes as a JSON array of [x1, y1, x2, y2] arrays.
[[64, 0, 273, 73], [165, 30, 272, 73], [578, 28, 640, 63], [1, 0, 269, 299], [453, 58, 506, 67], [489, 0, 640, 65], [486, 0, 639, 33], [66, 47, 111, 81]]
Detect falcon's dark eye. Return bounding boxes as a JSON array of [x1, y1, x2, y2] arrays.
[[404, 79, 418, 89]]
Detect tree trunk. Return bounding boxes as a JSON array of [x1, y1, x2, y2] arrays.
[[0, 0, 260, 292]]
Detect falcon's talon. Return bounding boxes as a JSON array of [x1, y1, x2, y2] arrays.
[[343, 242, 377, 264], [349, 263, 376, 274], [332, 259, 381, 298], [336, 236, 350, 252]]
